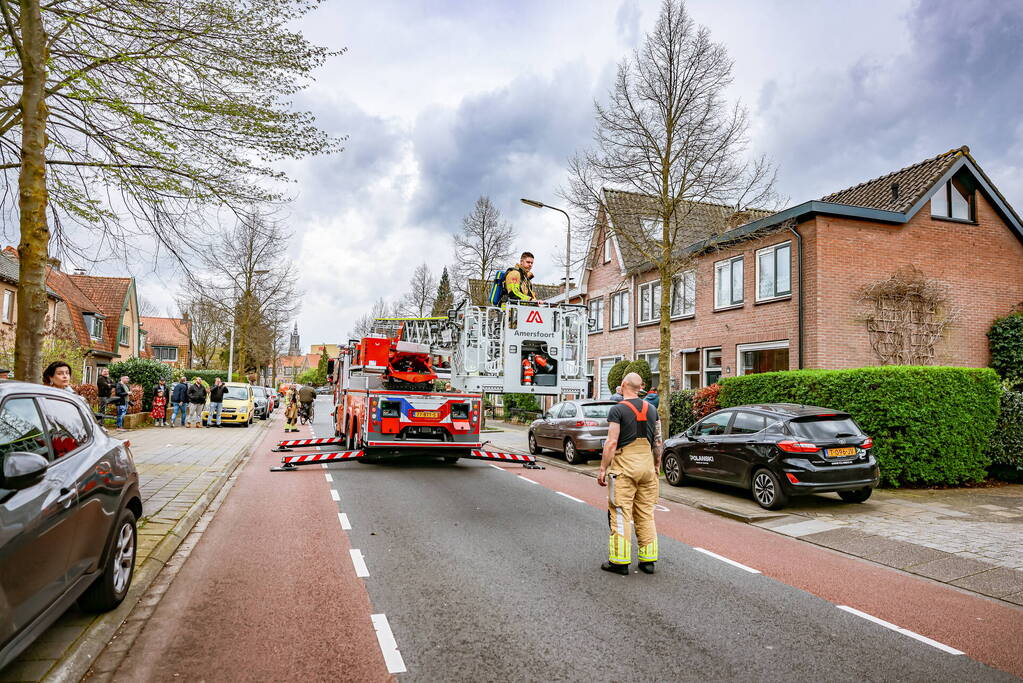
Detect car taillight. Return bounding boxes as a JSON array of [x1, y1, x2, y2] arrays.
[[574, 420, 599, 427], [861, 437, 873, 449], [785, 472, 800, 483], [777, 440, 819, 453]]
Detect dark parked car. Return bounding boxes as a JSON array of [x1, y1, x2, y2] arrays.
[[528, 400, 618, 464], [662, 404, 879, 510], [0, 382, 142, 669]]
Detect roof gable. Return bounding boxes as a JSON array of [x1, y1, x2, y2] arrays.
[[821, 147, 963, 213], [69, 275, 133, 353], [142, 316, 190, 347]]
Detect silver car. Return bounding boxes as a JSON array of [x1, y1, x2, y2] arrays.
[[527, 400, 617, 464]]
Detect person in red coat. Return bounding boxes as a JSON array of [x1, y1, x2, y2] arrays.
[[151, 388, 168, 426]]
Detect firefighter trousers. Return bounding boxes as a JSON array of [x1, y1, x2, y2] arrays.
[[607, 440, 659, 565]]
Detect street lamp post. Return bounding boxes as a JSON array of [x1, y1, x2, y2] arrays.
[[227, 269, 270, 381], [520, 198, 572, 301]]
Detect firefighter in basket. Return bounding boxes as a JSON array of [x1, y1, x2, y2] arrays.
[[502, 252, 537, 304]]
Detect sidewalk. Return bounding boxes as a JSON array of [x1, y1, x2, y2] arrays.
[[485, 420, 1023, 607], [2, 419, 272, 683]]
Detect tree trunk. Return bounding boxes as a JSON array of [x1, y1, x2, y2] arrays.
[[14, 0, 50, 384], [658, 267, 672, 439]]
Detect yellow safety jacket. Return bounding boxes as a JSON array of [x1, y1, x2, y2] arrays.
[[504, 265, 537, 302]]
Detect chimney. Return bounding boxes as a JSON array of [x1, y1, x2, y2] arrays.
[[890, 181, 900, 201], [73, 268, 87, 275]]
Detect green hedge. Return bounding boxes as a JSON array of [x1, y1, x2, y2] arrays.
[[625, 359, 653, 390], [987, 311, 1023, 390], [607, 360, 629, 395], [717, 366, 1002, 487], [668, 389, 696, 436], [107, 357, 173, 411], [183, 369, 229, 385], [987, 390, 1023, 482]]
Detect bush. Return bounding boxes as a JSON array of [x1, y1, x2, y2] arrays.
[[625, 359, 652, 390], [987, 390, 1023, 482], [668, 389, 696, 436], [988, 310, 1023, 390], [693, 384, 721, 419], [75, 383, 98, 408], [504, 393, 541, 422], [184, 369, 228, 385], [717, 366, 1002, 487], [607, 360, 629, 395], [107, 357, 173, 411]]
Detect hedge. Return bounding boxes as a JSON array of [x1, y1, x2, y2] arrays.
[[607, 360, 629, 395], [183, 369, 229, 385], [625, 359, 653, 390], [987, 310, 1023, 390], [717, 366, 1002, 487], [107, 358, 172, 411], [668, 390, 696, 436], [987, 390, 1023, 482]]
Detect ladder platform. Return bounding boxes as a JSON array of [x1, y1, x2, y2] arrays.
[[270, 450, 364, 471]]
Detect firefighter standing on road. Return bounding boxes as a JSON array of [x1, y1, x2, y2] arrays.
[[598, 372, 662, 575], [503, 251, 538, 303]]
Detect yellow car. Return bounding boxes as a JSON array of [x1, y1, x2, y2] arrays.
[[202, 382, 255, 427]]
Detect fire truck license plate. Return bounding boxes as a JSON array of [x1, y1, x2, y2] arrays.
[[414, 410, 440, 419]]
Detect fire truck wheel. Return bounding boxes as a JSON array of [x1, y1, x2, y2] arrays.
[[443, 456, 460, 464], [528, 432, 543, 455], [563, 439, 587, 465]]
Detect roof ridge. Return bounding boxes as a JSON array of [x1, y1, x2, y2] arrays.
[[822, 146, 966, 201], [602, 187, 769, 214]]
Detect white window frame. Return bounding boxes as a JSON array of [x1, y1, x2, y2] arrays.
[[703, 347, 722, 386], [588, 296, 605, 333], [83, 364, 93, 384], [609, 290, 630, 330], [154, 346, 179, 362], [119, 324, 129, 346], [1, 290, 13, 322], [755, 241, 792, 302], [87, 315, 104, 340], [714, 256, 744, 309], [640, 217, 661, 242], [636, 349, 661, 390], [670, 270, 696, 319], [603, 234, 612, 263], [597, 355, 624, 400], [680, 348, 701, 390], [637, 280, 661, 325], [736, 340, 790, 376]]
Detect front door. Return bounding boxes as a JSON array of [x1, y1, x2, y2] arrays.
[[0, 397, 78, 640]]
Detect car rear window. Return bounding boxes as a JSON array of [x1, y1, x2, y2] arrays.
[[582, 403, 616, 419], [788, 416, 862, 440]]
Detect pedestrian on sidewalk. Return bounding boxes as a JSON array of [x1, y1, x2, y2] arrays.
[[610, 385, 624, 402], [97, 366, 114, 412], [598, 372, 662, 576], [151, 388, 168, 426], [170, 376, 188, 427], [284, 389, 299, 432], [43, 361, 76, 393], [114, 375, 131, 431], [153, 377, 170, 401], [187, 377, 207, 427], [208, 378, 227, 428]]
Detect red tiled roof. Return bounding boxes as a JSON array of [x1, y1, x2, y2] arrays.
[[279, 354, 319, 368], [45, 269, 105, 351], [822, 147, 967, 213], [68, 275, 132, 354], [141, 316, 190, 347]]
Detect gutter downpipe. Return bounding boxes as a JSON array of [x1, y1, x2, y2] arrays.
[[631, 274, 637, 360], [787, 223, 804, 369]]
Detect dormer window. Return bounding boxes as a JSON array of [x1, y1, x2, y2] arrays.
[[931, 176, 974, 221], [83, 313, 104, 340]]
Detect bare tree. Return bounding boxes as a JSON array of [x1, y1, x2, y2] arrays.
[[452, 196, 516, 301], [566, 0, 776, 432], [348, 297, 389, 340], [0, 0, 341, 380], [177, 294, 227, 369], [398, 263, 437, 317], [138, 295, 159, 318]]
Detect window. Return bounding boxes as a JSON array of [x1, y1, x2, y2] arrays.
[[715, 256, 743, 309], [84, 314, 104, 340], [598, 356, 624, 400], [704, 347, 722, 385], [1, 290, 12, 322], [119, 324, 129, 346], [561, 403, 578, 418], [83, 365, 93, 384], [582, 403, 615, 419], [225, 386, 250, 401], [730, 411, 768, 435], [637, 350, 660, 390], [695, 411, 732, 436], [670, 271, 696, 318], [756, 242, 791, 301], [788, 416, 863, 440], [39, 398, 90, 458], [738, 341, 789, 375], [640, 217, 661, 242], [638, 281, 661, 324], [681, 350, 701, 389], [0, 398, 49, 460], [930, 177, 974, 221], [588, 297, 605, 333], [610, 291, 629, 329], [154, 346, 178, 362], [603, 234, 612, 263]]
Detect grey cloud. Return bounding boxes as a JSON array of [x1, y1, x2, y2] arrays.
[[616, 1, 641, 47]]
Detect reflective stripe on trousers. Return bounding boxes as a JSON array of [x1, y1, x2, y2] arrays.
[[606, 440, 659, 564]]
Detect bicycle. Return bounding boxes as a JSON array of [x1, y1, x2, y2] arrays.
[[299, 401, 315, 425]]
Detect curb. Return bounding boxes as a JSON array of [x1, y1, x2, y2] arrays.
[[42, 420, 271, 683]]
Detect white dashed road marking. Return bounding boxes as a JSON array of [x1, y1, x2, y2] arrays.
[[487, 463, 504, 470], [556, 491, 584, 503], [338, 512, 351, 530], [654, 504, 670, 512], [371, 614, 407, 674], [324, 473, 333, 482], [518, 475, 540, 485], [330, 489, 340, 502], [837, 606, 964, 655], [350, 549, 370, 577], [693, 547, 761, 574]]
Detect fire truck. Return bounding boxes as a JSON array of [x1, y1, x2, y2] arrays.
[[270, 300, 588, 470]]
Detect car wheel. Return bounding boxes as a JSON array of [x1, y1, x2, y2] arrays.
[[79, 507, 137, 612], [528, 432, 542, 455], [838, 487, 872, 504], [564, 439, 586, 465], [663, 450, 685, 487], [242, 419, 249, 428], [751, 468, 788, 510]]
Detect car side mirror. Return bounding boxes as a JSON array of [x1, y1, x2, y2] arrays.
[[2, 452, 48, 490], [543, 412, 552, 420]]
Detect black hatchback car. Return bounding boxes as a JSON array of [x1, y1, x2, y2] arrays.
[[0, 382, 142, 669], [662, 404, 879, 510]]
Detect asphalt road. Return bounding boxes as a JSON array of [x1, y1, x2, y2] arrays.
[[114, 399, 1022, 681]]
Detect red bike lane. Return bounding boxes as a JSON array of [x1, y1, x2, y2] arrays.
[[114, 416, 391, 682], [494, 461, 1023, 679]]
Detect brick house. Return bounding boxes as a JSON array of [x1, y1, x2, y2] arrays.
[[0, 250, 72, 352], [578, 146, 1023, 398], [141, 316, 193, 368], [277, 353, 320, 380]]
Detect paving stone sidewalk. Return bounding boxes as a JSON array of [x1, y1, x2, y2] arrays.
[[2, 419, 272, 683], [487, 420, 1023, 607]]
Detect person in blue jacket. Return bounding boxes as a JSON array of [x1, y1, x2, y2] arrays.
[[170, 376, 189, 427]]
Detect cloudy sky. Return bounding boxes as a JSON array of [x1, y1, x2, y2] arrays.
[[148, 0, 1023, 350]]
